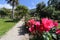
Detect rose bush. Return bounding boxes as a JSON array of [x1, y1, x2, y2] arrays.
[[26, 18, 60, 40]]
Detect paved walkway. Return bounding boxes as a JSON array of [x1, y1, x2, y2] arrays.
[[0, 19, 29, 40]]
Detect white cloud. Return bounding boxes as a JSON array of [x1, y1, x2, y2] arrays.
[[0, 4, 12, 9]]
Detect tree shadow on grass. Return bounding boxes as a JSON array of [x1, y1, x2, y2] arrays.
[[4, 19, 20, 23], [18, 24, 29, 35]]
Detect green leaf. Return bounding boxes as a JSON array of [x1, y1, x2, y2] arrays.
[[52, 33, 57, 39], [43, 34, 49, 40], [47, 32, 52, 40], [43, 32, 52, 40]]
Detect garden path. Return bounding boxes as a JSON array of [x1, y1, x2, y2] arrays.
[[0, 18, 29, 40]]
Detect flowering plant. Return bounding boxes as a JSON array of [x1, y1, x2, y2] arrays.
[[26, 18, 60, 40]]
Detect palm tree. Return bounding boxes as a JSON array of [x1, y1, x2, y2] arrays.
[[6, 0, 19, 19]]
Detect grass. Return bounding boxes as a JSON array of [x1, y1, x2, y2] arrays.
[[58, 23, 60, 28], [0, 18, 16, 36]]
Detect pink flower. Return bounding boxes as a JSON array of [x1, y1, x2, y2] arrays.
[[56, 29, 60, 34], [53, 20, 58, 27], [47, 19, 54, 28], [27, 19, 35, 27], [35, 21, 40, 30], [29, 27, 35, 32], [35, 21, 44, 32], [35, 21, 40, 26], [42, 18, 54, 32], [42, 18, 48, 24], [28, 19, 35, 25], [39, 24, 44, 32], [28, 18, 56, 33]]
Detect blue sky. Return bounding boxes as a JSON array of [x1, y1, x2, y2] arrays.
[[0, 0, 48, 9]]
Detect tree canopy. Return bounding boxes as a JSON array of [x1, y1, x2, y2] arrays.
[[15, 5, 29, 19]]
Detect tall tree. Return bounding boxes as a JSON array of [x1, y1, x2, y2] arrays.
[[6, 0, 19, 19], [15, 5, 29, 19], [36, 2, 45, 13], [36, 2, 46, 18], [48, 0, 60, 10]]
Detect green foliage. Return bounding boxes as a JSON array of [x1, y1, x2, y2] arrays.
[[48, 0, 57, 6], [1, 8, 11, 16], [1, 7, 10, 14], [50, 27, 57, 40], [43, 32, 52, 40], [36, 2, 46, 18], [41, 6, 55, 18], [0, 8, 11, 18], [53, 11, 60, 20], [0, 9, 7, 18], [29, 9, 36, 17], [36, 2, 55, 18], [42, 0, 60, 20], [48, 0, 60, 10], [0, 10, 7, 15], [15, 5, 29, 19], [15, 5, 28, 13], [36, 2, 45, 12]]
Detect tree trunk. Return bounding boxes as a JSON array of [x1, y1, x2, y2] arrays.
[[12, 6, 14, 19]]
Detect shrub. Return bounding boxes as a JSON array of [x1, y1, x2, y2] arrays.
[[26, 17, 60, 40]]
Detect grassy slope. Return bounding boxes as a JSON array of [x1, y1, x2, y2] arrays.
[[0, 18, 16, 36]]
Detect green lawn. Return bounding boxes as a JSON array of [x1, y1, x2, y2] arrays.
[[58, 23, 60, 28], [0, 18, 16, 36]]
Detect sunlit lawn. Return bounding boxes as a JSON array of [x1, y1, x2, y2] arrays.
[[58, 23, 60, 28], [0, 18, 16, 36]]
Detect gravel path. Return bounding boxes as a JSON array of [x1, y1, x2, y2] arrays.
[[0, 19, 29, 40]]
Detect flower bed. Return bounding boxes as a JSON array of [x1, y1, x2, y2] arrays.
[[26, 17, 60, 40]]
